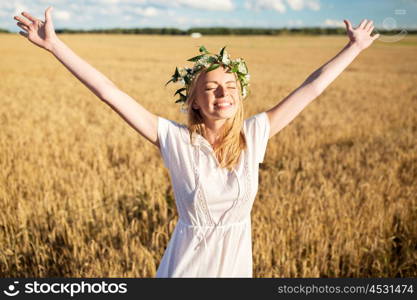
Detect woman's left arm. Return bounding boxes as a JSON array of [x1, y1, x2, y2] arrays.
[[266, 19, 380, 139]]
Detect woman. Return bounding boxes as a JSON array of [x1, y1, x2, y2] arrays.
[[14, 7, 379, 277]]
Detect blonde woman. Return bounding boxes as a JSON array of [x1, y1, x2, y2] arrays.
[[14, 7, 379, 277]]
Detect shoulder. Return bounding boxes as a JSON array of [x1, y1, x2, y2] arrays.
[[244, 111, 268, 132], [158, 116, 193, 145]]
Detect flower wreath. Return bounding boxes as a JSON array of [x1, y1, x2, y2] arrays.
[[165, 45, 250, 112]]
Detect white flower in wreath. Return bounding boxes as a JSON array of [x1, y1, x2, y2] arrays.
[[196, 56, 211, 67], [221, 51, 231, 65], [179, 103, 188, 114], [179, 67, 188, 77], [237, 62, 247, 74]]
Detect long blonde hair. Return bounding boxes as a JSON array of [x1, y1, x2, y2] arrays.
[[184, 67, 247, 172]]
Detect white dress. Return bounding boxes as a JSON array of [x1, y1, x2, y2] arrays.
[[155, 112, 270, 277]]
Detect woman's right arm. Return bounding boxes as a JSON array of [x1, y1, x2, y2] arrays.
[[14, 7, 160, 148]]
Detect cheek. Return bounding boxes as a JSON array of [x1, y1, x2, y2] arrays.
[[231, 89, 240, 99], [195, 99, 210, 111], [200, 94, 212, 106]]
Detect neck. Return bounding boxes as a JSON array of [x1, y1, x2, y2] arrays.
[[203, 118, 227, 145]]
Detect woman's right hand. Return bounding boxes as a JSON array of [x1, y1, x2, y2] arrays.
[[13, 6, 58, 52]]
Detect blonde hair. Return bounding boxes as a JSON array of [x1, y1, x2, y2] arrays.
[[184, 67, 247, 172]]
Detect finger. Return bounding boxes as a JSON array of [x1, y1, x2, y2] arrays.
[[14, 16, 31, 27], [45, 6, 53, 23], [364, 20, 373, 31], [371, 33, 380, 41], [358, 19, 367, 29], [367, 25, 375, 34], [21, 11, 38, 23], [17, 22, 29, 31], [19, 31, 28, 38], [344, 19, 353, 31]]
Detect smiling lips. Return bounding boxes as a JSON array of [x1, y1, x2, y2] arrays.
[[214, 102, 233, 109]]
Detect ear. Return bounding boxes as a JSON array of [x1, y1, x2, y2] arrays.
[[192, 101, 199, 110]]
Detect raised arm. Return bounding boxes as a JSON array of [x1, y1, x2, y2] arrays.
[[13, 7, 160, 147], [265, 18, 380, 139]]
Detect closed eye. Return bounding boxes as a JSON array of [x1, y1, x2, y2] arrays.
[[206, 87, 236, 90]]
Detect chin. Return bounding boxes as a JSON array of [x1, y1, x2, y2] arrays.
[[216, 112, 236, 120]]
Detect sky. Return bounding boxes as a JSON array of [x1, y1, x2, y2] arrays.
[[1, 0, 417, 32]]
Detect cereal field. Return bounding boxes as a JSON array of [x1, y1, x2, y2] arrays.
[[0, 33, 416, 277]]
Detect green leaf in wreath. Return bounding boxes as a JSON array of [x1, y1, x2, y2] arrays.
[[205, 56, 216, 64], [219, 46, 226, 59], [187, 54, 206, 62], [231, 64, 239, 73], [179, 93, 187, 102], [165, 78, 174, 86], [174, 87, 186, 96], [174, 67, 180, 78], [199, 45, 209, 54], [206, 63, 220, 72]]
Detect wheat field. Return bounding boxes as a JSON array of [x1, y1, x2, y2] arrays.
[[0, 33, 416, 277]]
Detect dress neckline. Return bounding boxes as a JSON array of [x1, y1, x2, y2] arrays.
[[188, 122, 254, 244]]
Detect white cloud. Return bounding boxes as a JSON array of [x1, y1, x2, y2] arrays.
[[54, 9, 71, 21], [172, 15, 242, 27], [0, 3, 14, 10], [99, 0, 122, 3], [95, 5, 122, 16], [85, 0, 235, 11], [245, 0, 286, 13], [174, 16, 188, 25], [286, 0, 320, 11], [244, 0, 320, 13], [176, 0, 235, 12], [13, 2, 29, 16], [39, 0, 66, 4], [69, 3, 81, 10], [132, 6, 160, 17], [86, 0, 146, 4], [323, 19, 344, 27], [305, 0, 320, 11], [286, 0, 303, 10]]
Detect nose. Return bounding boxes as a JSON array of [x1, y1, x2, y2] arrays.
[[215, 84, 229, 97]]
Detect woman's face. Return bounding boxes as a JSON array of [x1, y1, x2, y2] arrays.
[[192, 66, 240, 121]]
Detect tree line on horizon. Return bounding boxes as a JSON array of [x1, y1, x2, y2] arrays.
[[1, 26, 415, 35]]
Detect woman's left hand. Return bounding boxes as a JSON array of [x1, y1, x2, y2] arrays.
[[344, 19, 380, 51]]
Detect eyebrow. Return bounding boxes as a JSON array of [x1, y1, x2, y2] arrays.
[[205, 80, 236, 84]]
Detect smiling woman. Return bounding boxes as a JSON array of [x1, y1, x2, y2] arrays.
[[12, 6, 381, 278], [164, 45, 252, 172]]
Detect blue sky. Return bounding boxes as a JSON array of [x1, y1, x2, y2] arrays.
[[1, 0, 416, 32]]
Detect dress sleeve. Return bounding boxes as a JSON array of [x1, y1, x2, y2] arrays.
[[157, 116, 181, 169], [244, 111, 271, 163]]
